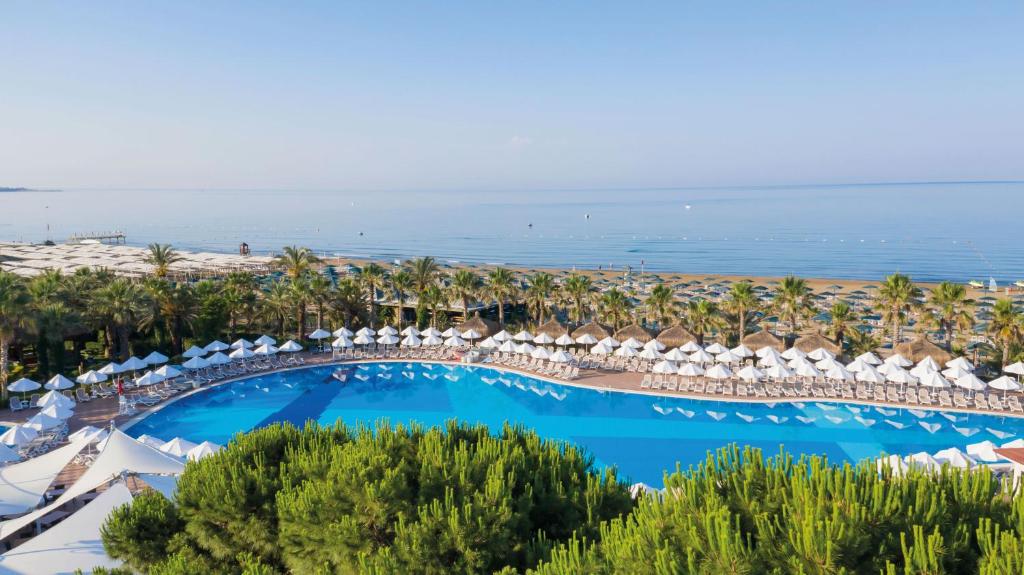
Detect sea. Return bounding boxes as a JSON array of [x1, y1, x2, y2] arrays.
[[2, 181, 1022, 282]]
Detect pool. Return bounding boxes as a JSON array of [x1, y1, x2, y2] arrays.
[[126, 362, 1024, 484]]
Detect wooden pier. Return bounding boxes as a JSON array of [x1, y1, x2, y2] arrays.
[[67, 231, 126, 244]]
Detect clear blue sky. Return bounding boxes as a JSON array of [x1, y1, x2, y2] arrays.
[[2, 1, 1021, 191]]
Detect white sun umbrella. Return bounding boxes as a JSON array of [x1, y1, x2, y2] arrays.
[[478, 337, 498, 349], [461, 329, 482, 342], [574, 333, 598, 346], [877, 454, 908, 476], [182, 356, 210, 370], [25, 412, 62, 431], [400, 326, 420, 337], [954, 373, 987, 392], [420, 327, 442, 339], [731, 344, 754, 358], [421, 334, 443, 346], [781, 347, 806, 360], [204, 340, 229, 353], [933, 447, 977, 469], [757, 349, 784, 367], [441, 327, 460, 338], [590, 342, 613, 355], [620, 337, 643, 349], [120, 356, 148, 372], [795, 363, 822, 380], [332, 327, 354, 338], [515, 342, 535, 354], [7, 378, 40, 393], [550, 350, 574, 363], [677, 363, 705, 377], [143, 351, 169, 365], [187, 441, 224, 461], [38, 390, 74, 409], [498, 340, 517, 353], [826, 365, 855, 382], [919, 371, 951, 389], [76, 370, 107, 384], [135, 371, 166, 386], [229, 347, 255, 360], [915, 356, 940, 372], [737, 365, 764, 382], [905, 452, 941, 471], [613, 345, 638, 358], [182, 345, 206, 358], [135, 434, 165, 448], [876, 362, 898, 376], [638, 347, 664, 361], [331, 337, 354, 349], [680, 341, 702, 353], [555, 334, 575, 347], [231, 338, 254, 350], [254, 344, 279, 355], [886, 368, 918, 385], [401, 334, 423, 347], [0, 425, 38, 447], [715, 350, 742, 364], [884, 353, 912, 367], [703, 342, 728, 355], [807, 348, 835, 361], [378, 326, 398, 337], [598, 336, 621, 348], [754, 345, 776, 358], [1004, 361, 1024, 376], [155, 365, 182, 378], [68, 426, 107, 444], [946, 357, 974, 372], [705, 363, 733, 380], [533, 332, 555, 345], [689, 349, 714, 364], [376, 334, 400, 346], [206, 352, 231, 365], [513, 330, 533, 342], [308, 328, 332, 340], [909, 363, 937, 379], [815, 357, 842, 371], [355, 327, 376, 337], [255, 334, 277, 346], [160, 437, 199, 458], [989, 375, 1022, 393], [941, 366, 969, 380], [845, 358, 872, 373], [98, 362, 124, 376], [855, 351, 882, 365], [855, 366, 885, 384], [652, 360, 678, 374], [353, 333, 374, 345], [444, 335, 466, 347], [0, 443, 19, 463], [967, 441, 1003, 463], [279, 340, 303, 352], [44, 374, 75, 391], [493, 329, 512, 342], [40, 403, 73, 420], [788, 357, 814, 371], [765, 363, 793, 380], [531, 347, 551, 360], [664, 348, 689, 362], [644, 339, 666, 352]]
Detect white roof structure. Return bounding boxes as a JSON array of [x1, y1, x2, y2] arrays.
[[0, 482, 133, 575], [0, 441, 87, 515]]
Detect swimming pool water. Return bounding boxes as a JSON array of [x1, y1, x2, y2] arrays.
[[126, 363, 1024, 484]]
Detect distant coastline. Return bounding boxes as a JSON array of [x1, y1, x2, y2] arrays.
[[0, 187, 60, 192]]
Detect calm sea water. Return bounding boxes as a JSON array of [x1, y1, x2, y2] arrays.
[[126, 363, 1024, 485], [3, 182, 1023, 281]]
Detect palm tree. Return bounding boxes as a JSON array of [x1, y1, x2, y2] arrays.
[[93, 278, 146, 360], [561, 274, 593, 325], [597, 288, 632, 330], [289, 277, 311, 340], [274, 246, 320, 279], [144, 243, 183, 278], [389, 270, 413, 330], [988, 299, 1023, 366], [827, 301, 855, 346], [306, 274, 333, 330], [158, 284, 198, 355], [772, 276, 815, 342], [406, 256, 440, 295], [35, 302, 76, 376], [328, 278, 366, 329], [524, 273, 555, 325], [644, 284, 678, 328], [486, 268, 517, 327], [448, 270, 481, 322], [875, 273, 922, 347], [422, 285, 446, 327], [0, 272, 33, 397], [846, 328, 882, 357], [927, 281, 974, 351], [684, 299, 724, 345], [222, 272, 257, 337], [725, 282, 759, 341], [260, 280, 292, 337], [359, 263, 387, 328]]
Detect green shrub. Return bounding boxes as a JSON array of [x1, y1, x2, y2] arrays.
[[101, 490, 183, 571]]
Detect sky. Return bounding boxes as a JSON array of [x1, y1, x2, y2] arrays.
[[1, 1, 1022, 191]]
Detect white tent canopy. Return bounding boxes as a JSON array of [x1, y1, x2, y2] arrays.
[[0, 440, 88, 515]]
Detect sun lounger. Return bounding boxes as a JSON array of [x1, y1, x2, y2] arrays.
[[9, 397, 25, 411]]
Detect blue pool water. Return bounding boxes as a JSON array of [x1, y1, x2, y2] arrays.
[[127, 363, 1024, 484]]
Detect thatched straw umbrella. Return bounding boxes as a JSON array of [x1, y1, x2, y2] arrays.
[[457, 313, 499, 339], [536, 317, 569, 339], [657, 324, 698, 349], [613, 323, 653, 344], [742, 329, 785, 353], [893, 336, 952, 365], [570, 321, 611, 341], [793, 332, 841, 355]]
